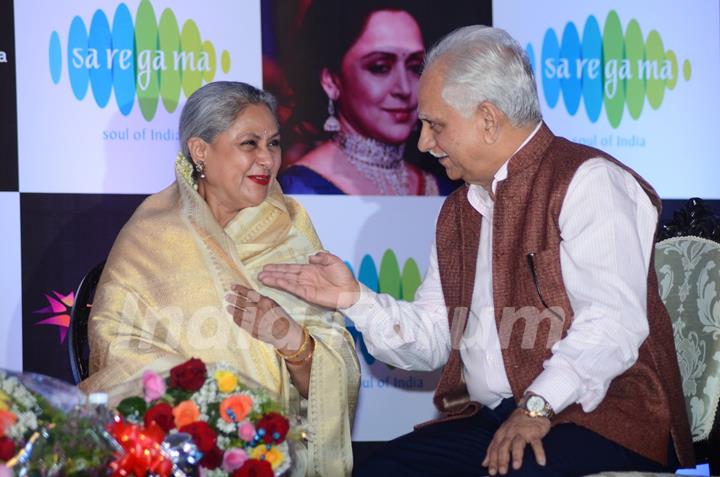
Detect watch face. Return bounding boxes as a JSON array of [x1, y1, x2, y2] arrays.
[[526, 396, 545, 413]]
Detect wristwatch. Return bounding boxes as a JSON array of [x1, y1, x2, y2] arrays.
[[518, 393, 555, 419]]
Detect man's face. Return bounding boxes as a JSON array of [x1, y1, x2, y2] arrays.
[[417, 65, 495, 186]]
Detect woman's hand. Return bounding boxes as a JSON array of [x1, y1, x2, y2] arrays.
[[226, 284, 314, 398], [258, 252, 360, 309], [225, 284, 304, 354]]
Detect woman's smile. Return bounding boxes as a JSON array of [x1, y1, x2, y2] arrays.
[[247, 174, 270, 186]]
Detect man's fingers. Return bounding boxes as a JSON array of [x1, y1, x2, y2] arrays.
[[529, 438, 546, 466], [510, 435, 527, 470], [266, 277, 313, 300], [259, 270, 299, 285], [496, 435, 513, 475], [262, 263, 305, 273], [484, 436, 499, 475], [308, 251, 335, 265]]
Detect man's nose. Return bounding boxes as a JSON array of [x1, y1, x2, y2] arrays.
[[417, 122, 435, 152]]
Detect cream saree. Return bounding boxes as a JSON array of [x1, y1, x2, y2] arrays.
[[80, 162, 360, 476]]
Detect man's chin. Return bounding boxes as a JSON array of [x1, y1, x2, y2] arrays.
[[443, 167, 461, 181]]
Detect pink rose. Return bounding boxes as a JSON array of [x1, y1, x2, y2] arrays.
[[0, 464, 11, 477], [143, 370, 166, 402], [237, 421, 256, 442], [222, 448, 249, 472]]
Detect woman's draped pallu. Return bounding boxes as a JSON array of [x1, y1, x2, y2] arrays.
[[80, 162, 361, 476]]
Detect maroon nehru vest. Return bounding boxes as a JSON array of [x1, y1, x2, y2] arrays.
[[430, 123, 693, 466]]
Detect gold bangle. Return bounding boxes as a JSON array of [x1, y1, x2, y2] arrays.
[[276, 326, 309, 361], [285, 338, 315, 366]]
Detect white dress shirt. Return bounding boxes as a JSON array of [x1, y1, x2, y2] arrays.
[[343, 126, 658, 414]]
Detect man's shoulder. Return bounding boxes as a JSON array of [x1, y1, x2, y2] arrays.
[[437, 184, 468, 215], [550, 135, 615, 163]]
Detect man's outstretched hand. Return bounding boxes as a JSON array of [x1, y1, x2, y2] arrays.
[[258, 251, 361, 309]]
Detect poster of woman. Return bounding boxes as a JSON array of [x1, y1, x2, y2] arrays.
[[262, 0, 492, 195]]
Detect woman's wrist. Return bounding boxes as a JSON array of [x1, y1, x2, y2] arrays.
[[275, 325, 310, 360], [284, 336, 315, 366]]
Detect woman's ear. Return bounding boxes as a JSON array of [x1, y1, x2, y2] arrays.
[[186, 137, 207, 164], [320, 67, 340, 101]]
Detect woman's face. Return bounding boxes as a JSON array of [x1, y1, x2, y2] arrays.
[[334, 10, 424, 145], [199, 104, 281, 213]]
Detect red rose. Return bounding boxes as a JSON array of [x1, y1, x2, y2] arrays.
[[169, 358, 207, 391], [144, 402, 175, 433], [0, 436, 16, 461], [201, 445, 223, 470], [231, 459, 273, 477], [256, 412, 290, 444], [179, 421, 216, 454]]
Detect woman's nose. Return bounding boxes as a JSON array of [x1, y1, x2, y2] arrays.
[[392, 67, 413, 99], [256, 146, 275, 168]]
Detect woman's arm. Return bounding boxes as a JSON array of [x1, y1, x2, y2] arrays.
[[226, 284, 317, 398]]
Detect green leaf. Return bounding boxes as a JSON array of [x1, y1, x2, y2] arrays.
[[166, 387, 193, 403], [116, 396, 147, 420]]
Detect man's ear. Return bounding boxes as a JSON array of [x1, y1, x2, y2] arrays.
[[186, 137, 208, 164], [476, 102, 502, 144], [320, 67, 340, 101]]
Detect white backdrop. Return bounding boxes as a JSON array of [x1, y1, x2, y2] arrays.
[[0, 192, 22, 372], [14, 0, 261, 194], [494, 0, 720, 199]]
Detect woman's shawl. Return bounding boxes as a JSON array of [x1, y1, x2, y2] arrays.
[[80, 162, 360, 476]]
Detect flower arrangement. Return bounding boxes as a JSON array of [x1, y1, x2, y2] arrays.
[[0, 370, 117, 476], [0, 370, 44, 465], [114, 358, 293, 477]]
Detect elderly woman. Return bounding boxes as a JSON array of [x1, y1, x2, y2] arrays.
[[80, 81, 360, 476]]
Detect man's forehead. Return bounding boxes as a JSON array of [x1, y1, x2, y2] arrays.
[[418, 66, 446, 117]]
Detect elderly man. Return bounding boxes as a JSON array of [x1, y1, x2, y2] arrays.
[[260, 26, 693, 476]]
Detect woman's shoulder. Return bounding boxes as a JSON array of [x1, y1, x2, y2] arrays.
[[278, 142, 348, 195], [111, 183, 186, 248], [125, 184, 180, 226], [278, 164, 345, 195]]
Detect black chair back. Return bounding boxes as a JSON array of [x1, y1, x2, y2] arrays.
[[67, 260, 105, 384]]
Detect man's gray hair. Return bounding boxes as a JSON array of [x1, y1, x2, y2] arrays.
[[179, 81, 278, 163], [425, 26, 541, 126]]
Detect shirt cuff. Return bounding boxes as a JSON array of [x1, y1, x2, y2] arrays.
[[526, 366, 582, 415], [340, 283, 383, 331]]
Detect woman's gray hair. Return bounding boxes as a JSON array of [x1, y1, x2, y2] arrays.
[[179, 81, 278, 167], [425, 26, 541, 126]]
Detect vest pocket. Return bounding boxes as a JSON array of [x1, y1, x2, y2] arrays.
[[525, 248, 565, 322]]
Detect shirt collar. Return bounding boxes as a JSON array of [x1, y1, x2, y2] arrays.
[[467, 121, 542, 214]]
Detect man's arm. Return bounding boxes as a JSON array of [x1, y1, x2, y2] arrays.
[[526, 158, 658, 414], [484, 158, 658, 475], [342, 243, 451, 371], [259, 245, 452, 371]]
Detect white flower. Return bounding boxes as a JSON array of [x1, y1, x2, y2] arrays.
[[215, 419, 235, 434], [202, 468, 227, 477], [216, 435, 231, 450]]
